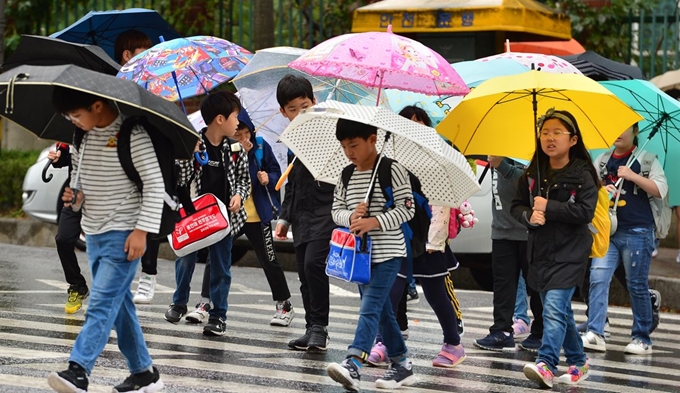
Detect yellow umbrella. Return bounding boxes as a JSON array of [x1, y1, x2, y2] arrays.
[[436, 70, 643, 160]]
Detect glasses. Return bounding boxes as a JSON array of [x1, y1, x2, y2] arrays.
[[540, 130, 571, 139], [61, 106, 92, 124]]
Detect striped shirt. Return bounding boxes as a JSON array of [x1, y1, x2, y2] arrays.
[[70, 114, 164, 235], [332, 162, 415, 263]]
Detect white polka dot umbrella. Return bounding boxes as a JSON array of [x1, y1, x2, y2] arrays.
[[279, 100, 480, 207]]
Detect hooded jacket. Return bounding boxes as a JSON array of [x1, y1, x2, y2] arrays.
[[238, 109, 281, 224], [511, 158, 598, 292]]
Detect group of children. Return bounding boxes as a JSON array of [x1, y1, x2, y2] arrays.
[[43, 34, 668, 391]]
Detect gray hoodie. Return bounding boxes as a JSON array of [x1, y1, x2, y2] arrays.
[[491, 158, 528, 241]]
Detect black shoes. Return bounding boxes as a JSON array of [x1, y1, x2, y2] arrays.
[[307, 325, 329, 351], [113, 366, 164, 392], [288, 328, 312, 350], [164, 304, 187, 324], [47, 361, 88, 392], [203, 317, 227, 336]]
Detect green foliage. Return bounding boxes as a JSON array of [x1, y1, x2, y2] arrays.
[[546, 0, 659, 62], [0, 150, 40, 217]]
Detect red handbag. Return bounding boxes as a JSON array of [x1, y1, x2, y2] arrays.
[[168, 193, 231, 257]]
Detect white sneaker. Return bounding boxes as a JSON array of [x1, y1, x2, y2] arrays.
[[132, 274, 156, 304], [581, 331, 606, 352], [624, 338, 653, 355], [652, 248, 659, 258], [185, 301, 211, 323], [676, 250, 680, 263], [270, 300, 295, 326]]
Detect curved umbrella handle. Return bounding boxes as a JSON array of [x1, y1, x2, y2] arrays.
[[42, 160, 53, 183], [194, 150, 209, 165]]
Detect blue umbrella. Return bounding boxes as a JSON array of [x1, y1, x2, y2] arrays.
[[600, 79, 680, 205], [383, 58, 528, 126], [50, 8, 181, 61]]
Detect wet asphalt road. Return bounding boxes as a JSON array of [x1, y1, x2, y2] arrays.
[[0, 243, 679, 392]]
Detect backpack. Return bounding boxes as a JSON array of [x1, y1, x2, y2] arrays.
[[596, 149, 672, 239], [589, 186, 611, 258], [74, 116, 194, 240], [341, 156, 432, 258]]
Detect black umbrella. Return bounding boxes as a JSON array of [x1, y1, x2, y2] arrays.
[[0, 64, 198, 159], [561, 51, 644, 81], [2, 35, 121, 75]]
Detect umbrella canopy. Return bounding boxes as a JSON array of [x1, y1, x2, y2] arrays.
[[117, 36, 252, 103], [561, 51, 644, 81], [50, 8, 182, 60], [279, 100, 480, 207], [478, 51, 583, 74], [650, 69, 680, 99], [600, 79, 680, 205], [2, 35, 120, 75], [510, 38, 586, 56], [288, 26, 469, 97], [436, 70, 643, 160], [0, 64, 198, 159]]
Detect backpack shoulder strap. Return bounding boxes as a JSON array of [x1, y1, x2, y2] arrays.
[[341, 164, 356, 191], [596, 149, 615, 179], [117, 116, 143, 193], [639, 150, 656, 178], [377, 156, 395, 206]]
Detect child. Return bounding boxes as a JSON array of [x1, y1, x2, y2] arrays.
[[511, 108, 597, 388], [274, 74, 334, 350], [164, 91, 251, 336], [47, 144, 89, 314], [47, 87, 164, 392], [186, 109, 295, 326], [114, 29, 153, 65], [326, 118, 416, 391]]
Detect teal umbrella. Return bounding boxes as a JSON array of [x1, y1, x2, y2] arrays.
[[600, 79, 680, 205], [383, 58, 528, 126]]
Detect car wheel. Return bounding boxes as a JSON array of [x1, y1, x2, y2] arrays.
[[75, 233, 86, 251], [470, 267, 494, 292]]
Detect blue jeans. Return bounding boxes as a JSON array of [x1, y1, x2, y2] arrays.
[[514, 271, 530, 325], [587, 226, 654, 344], [70, 231, 152, 375], [348, 258, 407, 361], [538, 287, 586, 374], [173, 235, 234, 320]]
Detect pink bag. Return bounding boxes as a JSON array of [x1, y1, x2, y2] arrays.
[[448, 207, 461, 239]]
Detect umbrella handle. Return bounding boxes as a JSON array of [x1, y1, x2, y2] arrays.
[[42, 160, 54, 183], [275, 160, 295, 191], [194, 150, 209, 165]]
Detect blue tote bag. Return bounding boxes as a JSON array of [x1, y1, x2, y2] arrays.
[[325, 228, 371, 284]]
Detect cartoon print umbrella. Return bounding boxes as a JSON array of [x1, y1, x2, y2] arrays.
[[117, 36, 252, 103], [477, 51, 583, 75]]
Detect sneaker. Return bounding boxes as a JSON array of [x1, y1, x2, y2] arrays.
[[132, 274, 156, 305], [581, 331, 606, 352], [367, 342, 389, 367], [523, 362, 554, 388], [327, 358, 361, 392], [407, 287, 419, 302], [47, 362, 88, 393], [518, 334, 542, 353], [65, 285, 89, 314], [375, 361, 416, 389], [113, 366, 164, 392], [270, 300, 295, 326], [185, 301, 211, 323], [512, 318, 531, 340], [288, 328, 311, 350], [624, 338, 653, 355], [401, 329, 409, 341], [676, 250, 680, 263], [577, 320, 611, 338], [557, 362, 589, 385], [650, 289, 661, 333], [473, 331, 515, 352], [652, 248, 659, 258], [307, 325, 329, 351], [203, 317, 227, 336], [432, 343, 466, 368], [457, 318, 465, 336], [164, 304, 187, 324]]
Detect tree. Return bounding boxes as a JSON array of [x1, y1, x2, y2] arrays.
[[253, 0, 274, 50]]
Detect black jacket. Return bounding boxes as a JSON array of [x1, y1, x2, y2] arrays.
[[279, 154, 336, 247], [511, 158, 598, 292]]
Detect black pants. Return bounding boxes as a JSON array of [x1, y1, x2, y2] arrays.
[[295, 239, 330, 328], [581, 258, 627, 317], [141, 238, 161, 275], [55, 206, 87, 289], [198, 223, 292, 302], [490, 239, 543, 337]]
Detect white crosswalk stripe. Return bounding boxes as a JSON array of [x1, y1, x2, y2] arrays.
[[1, 284, 679, 392]]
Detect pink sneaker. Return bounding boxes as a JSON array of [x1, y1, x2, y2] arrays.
[[557, 362, 589, 385], [512, 318, 531, 340], [367, 342, 389, 367], [432, 343, 466, 368], [523, 362, 554, 388]]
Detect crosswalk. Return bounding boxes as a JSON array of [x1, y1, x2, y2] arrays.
[[1, 280, 680, 392]]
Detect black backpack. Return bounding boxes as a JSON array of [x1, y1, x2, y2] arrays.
[[74, 116, 194, 240], [341, 156, 432, 258]]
